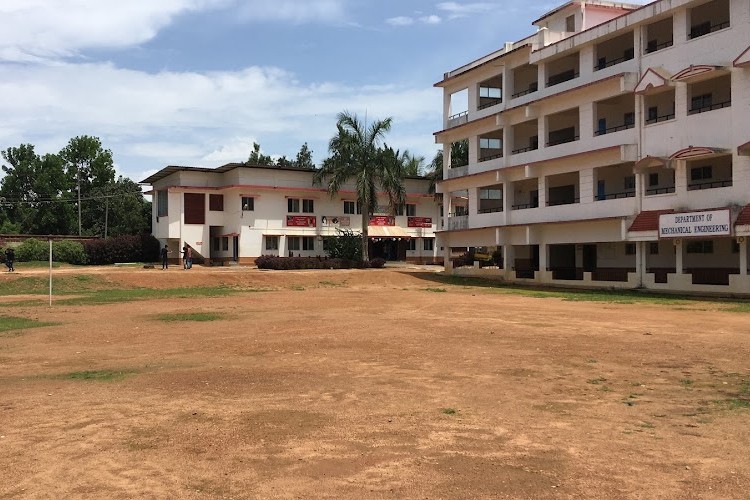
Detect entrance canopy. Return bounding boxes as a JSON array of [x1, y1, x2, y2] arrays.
[[368, 225, 411, 239]]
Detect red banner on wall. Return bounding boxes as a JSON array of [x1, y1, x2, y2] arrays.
[[407, 217, 433, 228], [286, 215, 317, 227], [369, 216, 395, 226]]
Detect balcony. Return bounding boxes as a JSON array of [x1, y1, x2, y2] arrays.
[[644, 89, 675, 125], [644, 17, 673, 54], [687, 156, 732, 191], [478, 75, 503, 111], [594, 32, 635, 71], [478, 133, 504, 163], [511, 119, 538, 155], [594, 164, 635, 201], [687, 74, 731, 116], [547, 172, 579, 207], [511, 64, 538, 99], [595, 95, 635, 136], [447, 215, 469, 231], [546, 53, 579, 88], [446, 111, 468, 128], [687, 0, 729, 39], [547, 108, 579, 147], [644, 167, 675, 196], [477, 184, 503, 214], [511, 179, 539, 210]]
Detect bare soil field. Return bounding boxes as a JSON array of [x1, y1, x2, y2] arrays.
[[1, 266, 749, 499]]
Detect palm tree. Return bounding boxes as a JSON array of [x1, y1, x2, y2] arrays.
[[314, 111, 406, 261]]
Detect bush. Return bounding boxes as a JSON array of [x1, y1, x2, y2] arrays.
[[453, 250, 476, 268], [15, 239, 49, 262], [53, 241, 87, 265], [323, 229, 363, 261], [255, 256, 371, 270], [369, 257, 386, 268], [84, 234, 161, 265]]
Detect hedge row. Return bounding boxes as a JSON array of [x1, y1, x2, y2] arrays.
[[256, 256, 386, 270], [1, 235, 160, 265]]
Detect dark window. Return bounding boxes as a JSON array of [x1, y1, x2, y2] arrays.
[[690, 93, 712, 111], [344, 201, 355, 214], [157, 191, 168, 217], [265, 236, 278, 251], [565, 15, 575, 32], [302, 236, 315, 251], [646, 39, 657, 53], [288, 198, 300, 213], [406, 204, 417, 217], [184, 193, 205, 225], [732, 240, 740, 253], [407, 239, 416, 251], [530, 135, 539, 149], [647, 106, 658, 121], [625, 243, 636, 255], [690, 166, 712, 181], [395, 204, 404, 216], [624, 112, 635, 126], [288, 236, 300, 251], [649, 242, 659, 255], [686, 240, 713, 254], [356, 202, 362, 214], [648, 173, 659, 187], [302, 199, 314, 213], [221, 237, 229, 252], [209, 194, 224, 212], [211, 238, 220, 252], [424, 238, 435, 251], [242, 197, 254, 211], [624, 175, 636, 190]]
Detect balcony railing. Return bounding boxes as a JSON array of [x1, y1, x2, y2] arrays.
[[547, 70, 579, 87], [546, 135, 579, 147], [594, 52, 634, 70], [688, 100, 731, 115], [446, 111, 468, 128], [594, 123, 634, 136], [687, 179, 732, 191], [596, 191, 636, 201], [688, 20, 730, 40], [478, 152, 503, 162], [511, 145, 538, 154], [447, 215, 469, 231], [645, 186, 675, 195], [478, 98, 502, 110], [645, 113, 675, 125], [644, 39, 673, 54], [546, 197, 580, 207], [477, 206, 504, 214], [511, 202, 539, 210], [511, 83, 538, 99]]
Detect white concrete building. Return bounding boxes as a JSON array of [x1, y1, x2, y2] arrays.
[[142, 164, 441, 265], [436, 0, 750, 293]]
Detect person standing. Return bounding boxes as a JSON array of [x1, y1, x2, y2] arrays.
[[161, 244, 170, 270], [182, 245, 188, 269], [186, 246, 193, 269], [4, 247, 14, 272]]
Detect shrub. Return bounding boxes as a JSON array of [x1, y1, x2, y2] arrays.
[[323, 229, 363, 261], [491, 249, 504, 267], [15, 239, 48, 262], [256, 256, 370, 270], [52, 241, 87, 265], [84, 234, 161, 265], [369, 257, 386, 268]]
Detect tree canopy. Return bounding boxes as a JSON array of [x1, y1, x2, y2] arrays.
[[246, 142, 316, 169]]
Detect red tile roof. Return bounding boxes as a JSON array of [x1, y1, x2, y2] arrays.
[[628, 209, 673, 232], [736, 204, 750, 226]]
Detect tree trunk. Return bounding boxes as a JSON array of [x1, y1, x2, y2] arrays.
[[361, 210, 369, 261]]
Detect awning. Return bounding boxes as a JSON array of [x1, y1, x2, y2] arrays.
[[738, 141, 750, 156], [734, 46, 750, 68], [367, 225, 411, 238], [628, 209, 674, 233], [671, 65, 727, 83], [634, 67, 672, 95], [669, 146, 728, 161], [218, 232, 239, 238], [634, 155, 668, 170]]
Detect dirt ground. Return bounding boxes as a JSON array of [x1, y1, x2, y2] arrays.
[[1, 266, 749, 499]]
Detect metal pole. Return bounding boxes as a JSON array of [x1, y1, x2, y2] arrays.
[[48, 238, 52, 307], [77, 169, 82, 236]]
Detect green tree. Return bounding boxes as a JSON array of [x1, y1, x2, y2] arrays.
[[294, 142, 315, 169], [247, 142, 274, 166], [399, 150, 425, 176], [450, 139, 469, 168], [275, 155, 293, 168], [101, 177, 152, 237], [59, 136, 116, 235], [427, 149, 443, 199], [314, 111, 405, 261]]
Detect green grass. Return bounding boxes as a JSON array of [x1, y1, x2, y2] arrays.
[[0, 316, 57, 334], [441, 408, 457, 415], [724, 302, 750, 313], [62, 369, 136, 381], [726, 399, 750, 409], [587, 377, 607, 385], [154, 312, 225, 322], [424, 288, 447, 293], [680, 378, 694, 386], [9, 260, 68, 269], [57, 286, 238, 305]]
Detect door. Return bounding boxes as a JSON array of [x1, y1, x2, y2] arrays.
[[597, 180, 606, 201], [232, 236, 239, 262], [597, 118, 606, 135], [583, 245, 597, 272], [530, 190, 539, 208]]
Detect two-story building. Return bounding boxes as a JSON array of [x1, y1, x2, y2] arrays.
[[436, 0, 750, 293], [141, 163, 441, 265]]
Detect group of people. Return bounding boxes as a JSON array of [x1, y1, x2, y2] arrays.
[[159, 244, 192, 270], [4, 247, 14, 272]]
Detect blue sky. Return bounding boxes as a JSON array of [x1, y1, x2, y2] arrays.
[[0, 0, 648, 182]]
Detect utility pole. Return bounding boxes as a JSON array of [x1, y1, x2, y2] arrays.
[[77, 167, 82, 236]]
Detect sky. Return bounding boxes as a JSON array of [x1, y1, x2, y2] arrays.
[[0, 0, 650, 184]]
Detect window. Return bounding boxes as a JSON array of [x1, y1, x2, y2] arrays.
[[649, 242, 659, 255], [343, 201, 355, 214], [479, 138, 502, 149], [288, 236, 300, 251], [424, 238, 435, 251], [242, 197, 254, 211], [265, 236, 279, 251], [690, 166, 712, 181], [647, 106, 658, 121], [648, 173, 659, 187], [302, 199, 314, 213], [211, 238, 220, 252], [157, 191, 168, 217], [395, 204, 404, 216], [624, 176, 636, 190], [209, 194, 224, 211], [625, 243, 636, 255], [624, 112, 635, 126], [690, 93, 712, 112], [407, 239, 416, 251], [686, 240, 714, 254], [356, 202, 362, 214], [221, 237, 229, 252], [479, 86, 502, 99], [565, 15, 575, 32], [184, 193, 205, 225], [406, 204, 417, 217], [303, 236, 315, 251], [732, 240, 740, 253], [287, 198, 300, 213]]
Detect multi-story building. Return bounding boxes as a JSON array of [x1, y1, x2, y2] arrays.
[[436, 0, 750, 293], [141, 163, 441, 265]]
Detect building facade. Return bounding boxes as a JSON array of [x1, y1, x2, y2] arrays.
[[436, 0, 750, 294], [142, 164, 441, 265]]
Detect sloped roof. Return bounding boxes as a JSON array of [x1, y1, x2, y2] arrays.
[[634, 67, 671, 94], [736, 204, 750, 227], [628, 209, 673, 232]]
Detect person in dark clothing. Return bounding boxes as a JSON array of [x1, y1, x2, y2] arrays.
[[4, 247, 14, 272], [161, 245, 169, 270], [186, 246, 193, 269], [182, 245, 188, 269]]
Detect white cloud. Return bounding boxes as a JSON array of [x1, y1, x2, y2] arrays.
[[0, 0, 229, 62], [0, 61, 441, 179], [386, 16, 414, 26], [420, 15, 442, 25], [436, 1, 494, 19], [236, 0, 348, 24]]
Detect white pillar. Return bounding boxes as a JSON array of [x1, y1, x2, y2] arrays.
[[537, 176, 547, 208], [675, 240, 684, 274], [740, 239, 748, 276], [503, 244, 515, 273], [636, 241, 646, 286], [538, 243, 548, 273]]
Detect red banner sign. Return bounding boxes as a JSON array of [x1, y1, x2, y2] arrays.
[[369, 216, 395, 226], [286, 215, 316, 227], [407, 217, 432, 228]]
